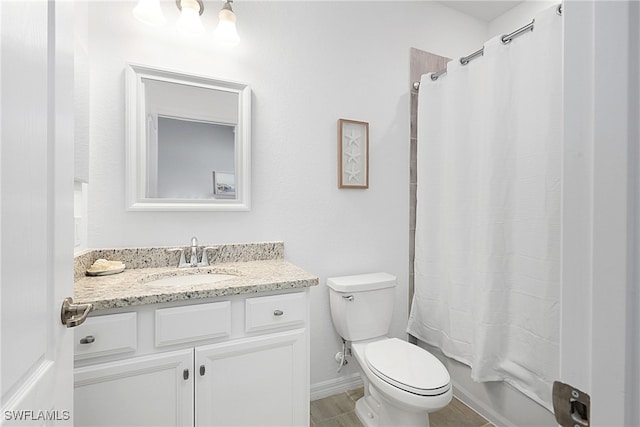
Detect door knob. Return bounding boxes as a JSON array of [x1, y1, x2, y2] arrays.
[[60, 297, 93, 328]]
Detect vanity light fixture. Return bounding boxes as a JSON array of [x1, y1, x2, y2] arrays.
[[176, 0, 205, 36], [132, 0, 241, 45], [213, 1, 240, 46], [132, 0, 166, 26]]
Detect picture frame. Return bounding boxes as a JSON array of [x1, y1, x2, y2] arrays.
[[212, 171, 236, 198], [338, 119, 369, 189]]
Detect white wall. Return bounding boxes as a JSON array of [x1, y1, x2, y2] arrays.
[[487, 0, 556, 39], [84, 1, 487, 392]]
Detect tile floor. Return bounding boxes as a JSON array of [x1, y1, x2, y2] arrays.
[[310, 387, 495, 427]]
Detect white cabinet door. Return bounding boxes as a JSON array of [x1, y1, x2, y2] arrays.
[[74, 349, 194, 427], [195, 329, 308, 427]]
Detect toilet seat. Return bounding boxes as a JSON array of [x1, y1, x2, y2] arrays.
[[364, 338, 451, 396]]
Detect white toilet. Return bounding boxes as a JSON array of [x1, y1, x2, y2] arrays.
[[327, 272, 452, 427]]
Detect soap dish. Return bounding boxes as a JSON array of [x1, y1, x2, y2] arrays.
[[86, 259, 126, 276]]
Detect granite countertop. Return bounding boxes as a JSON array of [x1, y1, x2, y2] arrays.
[[74, 242, 319, 311], [75, 259, 318, 311]]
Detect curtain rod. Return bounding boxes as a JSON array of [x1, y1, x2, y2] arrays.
[[412, 3, 562, 91]]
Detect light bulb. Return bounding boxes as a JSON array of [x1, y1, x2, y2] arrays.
[[132, 0, 166, 26], [214, 3, 240, 45], [176, 0, 205, 36]]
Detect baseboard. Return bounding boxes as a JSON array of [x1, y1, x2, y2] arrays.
[[310, 373, 363, 401]]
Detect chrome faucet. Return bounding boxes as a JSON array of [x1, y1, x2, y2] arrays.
[[168, 237, 215, 268], [190, 236, 199, 267]]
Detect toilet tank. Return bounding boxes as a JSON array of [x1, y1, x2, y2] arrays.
[[326, 273, 396, 342]]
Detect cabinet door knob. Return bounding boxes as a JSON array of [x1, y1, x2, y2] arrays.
[[183, 369, 189, 380], [80, 335, 95, 344], [200, 365, 206, 376], [273, 310, 284, 316]]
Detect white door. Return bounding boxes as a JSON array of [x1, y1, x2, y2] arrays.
[[561, 1, 640, 425], [1, 0, 75, 424]]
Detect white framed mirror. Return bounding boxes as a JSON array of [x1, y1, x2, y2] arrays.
[[125, 63, 251, 211]]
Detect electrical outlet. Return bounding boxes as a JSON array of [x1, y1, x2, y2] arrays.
[[552, 381, 590, 427]]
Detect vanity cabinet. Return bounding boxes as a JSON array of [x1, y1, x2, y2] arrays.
[[74, 349, 194, 426], [73, 291, 309, 427], [195, 329, 307, 426]]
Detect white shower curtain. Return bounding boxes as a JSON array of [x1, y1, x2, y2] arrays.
[[407, 5, 561, 410]]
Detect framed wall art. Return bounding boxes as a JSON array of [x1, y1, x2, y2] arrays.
[[338, 119, 369, 189], [212, 171, 236, 198]]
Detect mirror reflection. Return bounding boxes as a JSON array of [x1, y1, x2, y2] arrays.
[[152, 118, 235, 199]]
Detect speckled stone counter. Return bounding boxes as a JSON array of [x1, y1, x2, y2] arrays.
[[74, 242, 318, 311], [74, 241, 285, 281]]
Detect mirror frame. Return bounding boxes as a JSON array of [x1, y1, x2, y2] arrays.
[[125, 63, 251, 211]]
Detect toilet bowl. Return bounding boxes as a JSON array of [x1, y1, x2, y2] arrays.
[[351, 338, 452, 426], [327, 273, 452, 426]]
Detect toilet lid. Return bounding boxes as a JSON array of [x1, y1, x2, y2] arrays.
[[365, 338, 451, 396]]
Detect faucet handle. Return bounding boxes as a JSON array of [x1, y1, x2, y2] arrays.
[[168, 248, 188, 268], [198, 247, 216, 267]]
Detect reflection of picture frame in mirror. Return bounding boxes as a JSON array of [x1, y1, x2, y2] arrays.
[[213, 171, 236, 198], [338, 118, 369, 189]]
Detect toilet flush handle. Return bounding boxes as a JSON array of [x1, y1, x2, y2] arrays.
[[343, 295, 354, 301]]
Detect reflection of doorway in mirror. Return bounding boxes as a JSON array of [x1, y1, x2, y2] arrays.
[[212, 171, 236, 198], [153, 117, 235, 199]]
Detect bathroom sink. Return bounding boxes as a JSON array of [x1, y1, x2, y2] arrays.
[[144, 273, 237, 287]]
